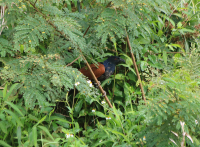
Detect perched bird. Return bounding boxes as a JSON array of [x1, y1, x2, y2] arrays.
[[79, 56, 125, 81]]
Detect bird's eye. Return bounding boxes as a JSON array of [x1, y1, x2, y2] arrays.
[[115, 58, 117, 60]]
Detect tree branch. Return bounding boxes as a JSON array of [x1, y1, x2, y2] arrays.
[[126, 30, 146, 105]]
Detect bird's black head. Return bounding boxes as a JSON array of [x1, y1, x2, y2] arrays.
[[106, 56, 125, 64]]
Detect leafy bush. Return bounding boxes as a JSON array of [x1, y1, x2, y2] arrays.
[[0, 0, 200, 146]]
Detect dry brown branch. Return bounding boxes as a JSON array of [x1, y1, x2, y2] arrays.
[[126, 30, 146, 105]]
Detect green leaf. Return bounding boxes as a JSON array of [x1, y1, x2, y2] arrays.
[[34, 115, 47, 127], [4, 109, 23, 126], [106, 128, 127, 140], [74, 99, 83, 114], [3, 84, 7, 99], [127, 72, 137, 82], [163, 77, 177, 84], [177, 22, 182, 28], [115, 74, 126, 80], [32, 126, 37, 147], [136, 37, 150, 44], [0, 121, 8, 133], [101, 78, 113, 87], [185, 40, 189, 53], [121, 54, 132, 66], [122, 64, 136, 75], [3, 83, 19, 101], [38, 126, 54, 141], [157, 115, 162, 125], [148, 55, 157, 64], [95, 111, 106, 118], [112, 105, 122, 127], [17, 126, 22, 146], [114, 87, 123, 97], [50, 116, 72, 124], [29, 114, 39, 122], [78, 109, 87, 117], [181, 28, 195, 33], [163, 50, 167, 65], [0, 140, 12, 147], [158, 30, 163, 37], [6, 101, 24, 117], [140, 61, 148, 71]]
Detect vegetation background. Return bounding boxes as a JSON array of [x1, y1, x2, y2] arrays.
[[0, 0, 200, 146]]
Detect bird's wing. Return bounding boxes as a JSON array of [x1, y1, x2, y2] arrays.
[[98, 65, 115, 81], [79, 63, 105, 80]]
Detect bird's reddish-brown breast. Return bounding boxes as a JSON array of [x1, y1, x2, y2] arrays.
[[79, 63, 105, 80]]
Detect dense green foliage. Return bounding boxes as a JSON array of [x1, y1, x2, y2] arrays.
[[0, 0, 200, 146]]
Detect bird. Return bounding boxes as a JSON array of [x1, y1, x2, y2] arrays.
[[79, 56, 125, 81]]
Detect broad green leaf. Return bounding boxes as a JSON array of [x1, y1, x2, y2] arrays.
[[158, 30, 163, 37], [95, 111, 106, 118], [181, 28, 195, 33], [158, 16, 164, 26], [75, 99, 83, 114], [101, 78, 113, 87], [148, 55, 157, 64], [38, 126, 54, 141], [74, 122, 81, 133], [140, 61, 147, 71], [114, 100, 125, 108], [166, 44, 174, 51], [32, 126, 37, 147], [106, 128, 127, 140], [115, 74, 126, 80], [114, 87, 123, 97], [50, 116, 72, 124], [0, 140, 12, 147], [17, 126, 21, 146], [3, 84, 7, 99], [163, 15, 175, 26], [4, 109, 23, 126], [177, 22, 182, 28], [112, 105, 121, 127], [127, 72, 137, 82], [3, 83, 19, 101], [122, 64, 136, 75], [6, 101, 24, 117], [136, 38, 150, 44], [0, 121, 7, 133], [157, 115, 162, 125], [163, 77, 177, 84], [163, 50, 167, 65], [29, 114, 39, 122], [121, 54, 132, 66], [170, 44, 182, 48], [185, 40, 189, 53], [78, 109, 87, 117]]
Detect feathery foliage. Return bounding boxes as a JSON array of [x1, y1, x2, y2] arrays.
[[0, 0, 200, 146]]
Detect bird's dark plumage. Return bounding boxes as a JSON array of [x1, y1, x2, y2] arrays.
[[79, 56, 125, 81]]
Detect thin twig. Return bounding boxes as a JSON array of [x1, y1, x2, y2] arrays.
[[126, 30, 146, 105], [83, 26, 90, 36], [80, 51, 113, 108], [34, 0, 37, 6], [66, 55, 81, 67]]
